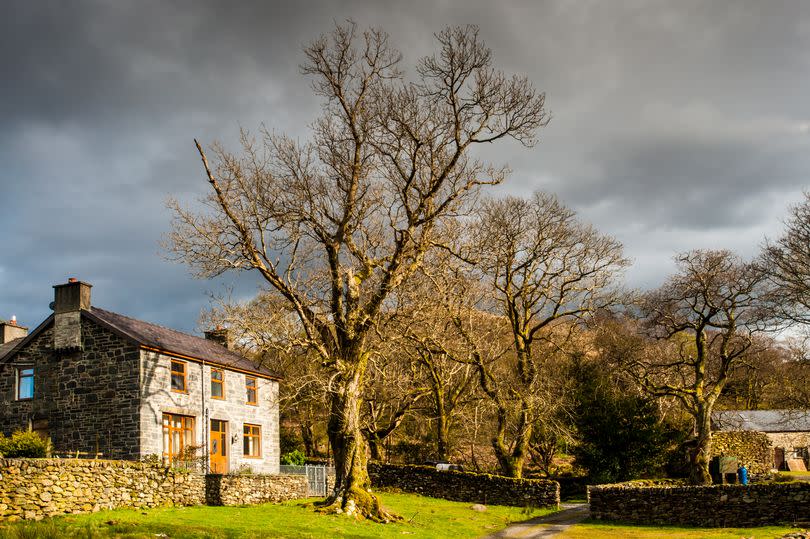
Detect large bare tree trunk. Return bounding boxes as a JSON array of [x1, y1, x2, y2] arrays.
[[689, 406, 713, 485], [491, 408, 531, 478], [320, 366, 395, 521]]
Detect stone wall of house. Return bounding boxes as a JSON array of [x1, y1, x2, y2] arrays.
[[712, 430, 773, 474], [205, 473, 307, 506], [0, 320, 142, 459], [588, 481, 810, 527], [139, 350, 280, 474], [368, 463, 559, 508], [767, 432, 810, 453], [0, 459, 308, 521]]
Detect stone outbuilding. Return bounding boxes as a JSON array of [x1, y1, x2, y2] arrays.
[[713, 409, 810, 471], [0, 279, 281, 474]]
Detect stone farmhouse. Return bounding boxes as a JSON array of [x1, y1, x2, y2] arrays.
[[713, 409, 810, 470], [0, 279, 280, 474]]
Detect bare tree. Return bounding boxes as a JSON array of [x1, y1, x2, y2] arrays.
[[472, 193, 628, 478], [166, 22, 548, 520], [764, 191, 810, 326], [630, 250, 773, 484], [395, 270, 478, 461]]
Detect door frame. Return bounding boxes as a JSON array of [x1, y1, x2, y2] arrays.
[[209, 419, 229, 474]]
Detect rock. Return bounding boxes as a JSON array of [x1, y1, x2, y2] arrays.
[[470, 504, 487, 512]]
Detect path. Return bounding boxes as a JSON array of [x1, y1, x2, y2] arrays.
[[482, 503, 589, 539]]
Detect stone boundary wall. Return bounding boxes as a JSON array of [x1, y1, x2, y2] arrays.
[[205, 473, 307, 506], [0, 459, 307, 521], [589, 481, 810, 527], [368, 463, 559, 508], [712, 430, 773, 475]]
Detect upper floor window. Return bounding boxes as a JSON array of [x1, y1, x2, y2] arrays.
[[245, 376, 257, 405], [211, 368, 224, 399], [16, 367, 33, 400], [171, 360, 187, 393]]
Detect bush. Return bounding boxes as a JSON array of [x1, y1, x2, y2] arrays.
[[280, 449, 307, 466], [0, 431, 51, 458]]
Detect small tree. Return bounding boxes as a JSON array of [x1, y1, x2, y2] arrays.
[[465, 192, 629, 478], [167, 22, 548, 519], [631, 250, 773, 484]]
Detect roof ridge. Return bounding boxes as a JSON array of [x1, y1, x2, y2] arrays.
[[90, 306, 205, 340]]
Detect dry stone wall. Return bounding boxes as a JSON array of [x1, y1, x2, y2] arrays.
[[589, 481, 810, 527], [368, 463, 559, 508], [712, 430, 773, 474], [0, 459, 307, 521], [205, 474, 307, 506], [0, 458, 203, 521]]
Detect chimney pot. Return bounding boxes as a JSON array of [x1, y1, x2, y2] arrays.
[[1, 317, 28, 344], [68, 277, 78, 283]]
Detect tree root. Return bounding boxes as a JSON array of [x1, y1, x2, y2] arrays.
[[315, 486, 400, 523]]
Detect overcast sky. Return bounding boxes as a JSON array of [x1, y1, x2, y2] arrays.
[[2, 0, 808, 334]]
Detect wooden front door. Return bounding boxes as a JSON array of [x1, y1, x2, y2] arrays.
[[210, 419, 229, 474]]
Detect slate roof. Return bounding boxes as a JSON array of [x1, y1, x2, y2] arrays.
[[0, 338, 24, 362], [712, 410, 810, 433], [0, 308, 278, 380], [85, 307, 280, 379]]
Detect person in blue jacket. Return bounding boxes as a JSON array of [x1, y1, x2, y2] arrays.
[[737, 463, 749, 485]]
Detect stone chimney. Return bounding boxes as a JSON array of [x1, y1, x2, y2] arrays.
[[53, 278, 92, 351], [204, 327, 231, 349], [0, 316, 28, 344]]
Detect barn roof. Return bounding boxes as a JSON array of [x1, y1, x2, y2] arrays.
[[712, 409, 810, 433]]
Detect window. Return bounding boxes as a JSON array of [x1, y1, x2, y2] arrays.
[[211, 368, 224, 399], [162, 413, 195, 466], [245, 376, 257, 405], [16, 367, 33, 400], [243, 424, 261, 457], [171, 360, 187, 393]]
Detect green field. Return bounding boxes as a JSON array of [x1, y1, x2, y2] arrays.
[[1, 494, 803, 539], [558, 520, 797, 539], [0, 493, 555, 539]]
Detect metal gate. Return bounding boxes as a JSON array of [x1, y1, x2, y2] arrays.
[[306, 465, 329, 496], [279, 464, 331, 496]]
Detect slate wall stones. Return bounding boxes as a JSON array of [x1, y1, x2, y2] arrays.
[[205, 473, 308, 506], [368, 463, 559, 508], [712, 430, 773, 474], [0, 321, 142, 460], [589, 480, 810, 527], [0, 458, 306, 521]]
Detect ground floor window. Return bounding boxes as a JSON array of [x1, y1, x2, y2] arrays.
[[162, 413, 195, 466], [243, 424, 261, 458]]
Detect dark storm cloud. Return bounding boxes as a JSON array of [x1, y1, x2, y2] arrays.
[[1, 0, 809, 331]]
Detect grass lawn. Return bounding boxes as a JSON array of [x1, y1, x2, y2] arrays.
[[557, 520, 799, 539], [0, 492, 557, 539]]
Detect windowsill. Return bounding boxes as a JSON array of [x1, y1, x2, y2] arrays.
[[244, 455, 263, 459], [211, 396, 225, 400], [15, 397, 33, 401], [246, 402, 258, 406], [171, 389, 188, 394]]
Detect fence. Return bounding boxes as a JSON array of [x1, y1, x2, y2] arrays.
[[279, 464, 334, 496]]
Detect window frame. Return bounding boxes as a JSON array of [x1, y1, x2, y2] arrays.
[[162, 413, 195, 466], [15, 366, 34, 401], [170, 360, 187, 393], [243, 423, 261, 458], [210, 368, 225, 400], [245, 375, 258, 405]]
